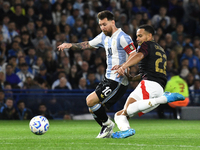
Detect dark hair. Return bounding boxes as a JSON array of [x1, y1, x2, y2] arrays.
[[97, 10, 114, 21], [6, 63, 13, 68], [58, 71, 66, 76], [139, 24, 155, 36], [36, 28, 44, 33], [193, 36, 200, 41], [14, 4, 22, 9], [61, 13, 67, 17], [28, 47, 35, 50], [87, 70, 95, 75], [19, 62, 28, 67], [34, 76, 45, 84], [8, 21, 15, 24], [170, 69, 179, 76], [39, 103, 46, 107], [98, 62, 105, 66], [184, 46, 193, 51], [6, 97, 13, 101], [17, 100, 24, 105]]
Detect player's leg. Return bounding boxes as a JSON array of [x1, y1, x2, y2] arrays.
[[122, 91, 185, 119], [100, 80, 128, 138], [86, 78, 110, 127], [87, 79, 108, 128], [88, 78, 128, 138], [86, 91, 108, 126], [86, 91, 115, 139], [112, 80, 185, 138], [111, 96, 138, 139], [126, 80, 185, 117], [89, 109, 103, 127], [114, 80, 162, 134], [114, 97, 136, 131]]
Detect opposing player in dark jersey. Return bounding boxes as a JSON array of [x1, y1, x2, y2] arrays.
[[111, 24, 185, 139]]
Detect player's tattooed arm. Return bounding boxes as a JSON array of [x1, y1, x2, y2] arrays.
[[71, 42, 93, 50], [57, 41, 94, 51]]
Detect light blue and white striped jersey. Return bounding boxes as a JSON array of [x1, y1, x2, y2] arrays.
[[89, 28, 136, 86]]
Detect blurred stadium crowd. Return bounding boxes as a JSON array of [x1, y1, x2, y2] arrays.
[[0, 0, 200, 119]]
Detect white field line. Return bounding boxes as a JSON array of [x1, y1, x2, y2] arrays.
[[2, 142, 199, 148], [68, 142, 200, 148]]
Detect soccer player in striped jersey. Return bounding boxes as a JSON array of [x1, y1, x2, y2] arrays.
[[111, 24, 185, 139], [57, 10, 136, 138]]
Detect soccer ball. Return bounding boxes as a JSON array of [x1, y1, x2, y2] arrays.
[[29, 115, 49, 135]]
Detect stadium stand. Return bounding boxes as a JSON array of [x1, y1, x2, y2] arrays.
[[0, 0, 200, 119]]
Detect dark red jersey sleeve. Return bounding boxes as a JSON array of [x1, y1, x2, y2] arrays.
[[137, 42, 149, 57]]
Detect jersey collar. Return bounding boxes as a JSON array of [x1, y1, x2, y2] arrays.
[[111, 28, 121, 38]]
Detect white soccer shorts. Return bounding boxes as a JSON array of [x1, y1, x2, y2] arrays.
[[128, 80, 164, 115]]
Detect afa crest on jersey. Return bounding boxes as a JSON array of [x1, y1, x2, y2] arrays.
[[129, 45, 134, 50]]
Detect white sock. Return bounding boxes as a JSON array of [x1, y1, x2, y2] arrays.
[[114, 113, 130, 131], [154, 96, 167, 104], [127, 96, 168, 117], [102, 118, 111, 126]]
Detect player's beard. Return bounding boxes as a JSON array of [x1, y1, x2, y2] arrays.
[[103, 28, 112, 37], [137, 41, 142, 46]]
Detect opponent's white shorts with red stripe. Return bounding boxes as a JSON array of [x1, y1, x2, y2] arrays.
[[128, 80, 164, 116]]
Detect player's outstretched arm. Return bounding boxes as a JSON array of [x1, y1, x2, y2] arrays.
[[57, 41, 93, 51], [112, 66, 141, 81], [115, 52, 144, 77], [111, 51, 137, 71]]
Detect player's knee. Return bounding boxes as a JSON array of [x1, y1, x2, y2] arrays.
[[86, 93, 100, 107], [86, 96, 95, 107], [116, 110, 124, 116], [115, 110, 128, 118], [114, 110, 129, 122], [126, 104, 136, 118], [123, 109, 128, 116]]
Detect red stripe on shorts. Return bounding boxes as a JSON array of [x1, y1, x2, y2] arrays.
[[138, 80, 149, 117]]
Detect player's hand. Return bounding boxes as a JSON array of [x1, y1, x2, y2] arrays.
[[124, 68, 133, 81], [111, 65, 121, 70], [57, 43, 72, 51], [115, 66, 126, 77]]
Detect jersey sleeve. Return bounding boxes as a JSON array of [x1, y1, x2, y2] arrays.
[[120, 35, 136, 54], [137, 42, 149, 57], [88, 32, 104, 48]]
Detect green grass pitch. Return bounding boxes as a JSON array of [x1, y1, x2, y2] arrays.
[[0, 119, 199, 150]]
